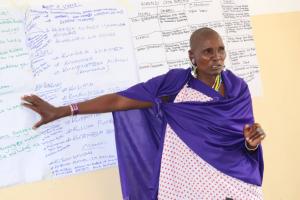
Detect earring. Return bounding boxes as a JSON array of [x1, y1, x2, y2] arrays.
[[190, 59, 197, 78]]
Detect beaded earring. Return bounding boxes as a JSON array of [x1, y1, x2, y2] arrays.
[[190, 58, 197, 78]]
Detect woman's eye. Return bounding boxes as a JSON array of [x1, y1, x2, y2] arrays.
[[203, 49, 213, 54], [219, 47, 225, 52]]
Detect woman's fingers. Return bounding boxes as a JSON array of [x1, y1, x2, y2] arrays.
[[33, 120, 45, 129], [249, 126, 265, 139], [22, 102, 40, 113], [22, 95, 50, 111], [21, 94, 60, 129], [244, 123, 266, 146], [249, 133, 264, 144], [249, 127, 265, 142], [21, 94, 61, 129], [22, 95, 48, 129], [243, 124, 252, 140], [22, 95, 38, 105]]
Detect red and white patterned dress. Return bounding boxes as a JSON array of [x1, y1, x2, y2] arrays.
[[158, 85, 263, 200]]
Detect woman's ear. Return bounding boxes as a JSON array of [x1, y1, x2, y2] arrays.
[[188, 50, 195, 65], [191, 58, 195, 65]]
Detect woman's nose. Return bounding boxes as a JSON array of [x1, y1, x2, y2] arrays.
[[212, 50, 224, 60]]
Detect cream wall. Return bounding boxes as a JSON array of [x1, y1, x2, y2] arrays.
[[251, 11, 300, 199], [247, 0, 300, 15], [0, 1, 300, 199]]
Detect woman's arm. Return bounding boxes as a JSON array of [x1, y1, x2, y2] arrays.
[[21, 93, 153, 129]]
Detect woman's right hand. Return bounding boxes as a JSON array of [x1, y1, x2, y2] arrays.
[[21, 94, 66, 129]]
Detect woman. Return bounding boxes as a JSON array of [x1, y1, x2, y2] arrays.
[[22, 27, 266, 200]]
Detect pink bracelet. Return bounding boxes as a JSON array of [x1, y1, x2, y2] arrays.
[[70, 103, 79, 115]]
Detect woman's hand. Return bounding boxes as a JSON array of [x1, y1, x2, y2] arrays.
[[21, 95, 68, 129], [243, 123, 266, 151]]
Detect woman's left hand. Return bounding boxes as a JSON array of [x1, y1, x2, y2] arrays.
[[243, 123, 266, 149]]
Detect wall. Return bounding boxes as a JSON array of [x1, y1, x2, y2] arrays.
[[252, 11, 300, 199], [247, 0, 300, 15]]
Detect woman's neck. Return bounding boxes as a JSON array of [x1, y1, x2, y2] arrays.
[[197, 73, 218, 88], [197, 73, 225, 96]]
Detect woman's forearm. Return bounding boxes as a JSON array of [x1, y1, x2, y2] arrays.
[[57, 93, 153, 118]]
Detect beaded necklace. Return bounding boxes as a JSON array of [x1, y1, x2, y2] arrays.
[[212, 74, 222, 91]]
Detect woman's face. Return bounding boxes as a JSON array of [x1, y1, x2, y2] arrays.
[[189, 33, 226, 77]]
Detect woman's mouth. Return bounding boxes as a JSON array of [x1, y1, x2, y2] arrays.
[[211, 65, 224, 70]]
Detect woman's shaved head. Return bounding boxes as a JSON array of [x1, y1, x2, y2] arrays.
[[190, 27, 220, 50]]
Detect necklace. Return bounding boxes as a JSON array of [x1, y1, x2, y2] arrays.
[[212, 74, 222, 91]]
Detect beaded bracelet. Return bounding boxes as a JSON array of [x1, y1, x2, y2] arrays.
[[70, 103, 79, 115], [244, 140, 259, 151]]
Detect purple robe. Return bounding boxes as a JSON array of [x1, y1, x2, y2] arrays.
[[113, 68, 264, 200]]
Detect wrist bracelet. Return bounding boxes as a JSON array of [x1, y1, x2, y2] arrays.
[[70, 103, 79, 115], [244, 140, 259, 151]]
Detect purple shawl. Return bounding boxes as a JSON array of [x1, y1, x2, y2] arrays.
[[113, 68, 264, 200]]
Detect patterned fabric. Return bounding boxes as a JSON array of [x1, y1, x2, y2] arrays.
[[158, 85, 263, 200]]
